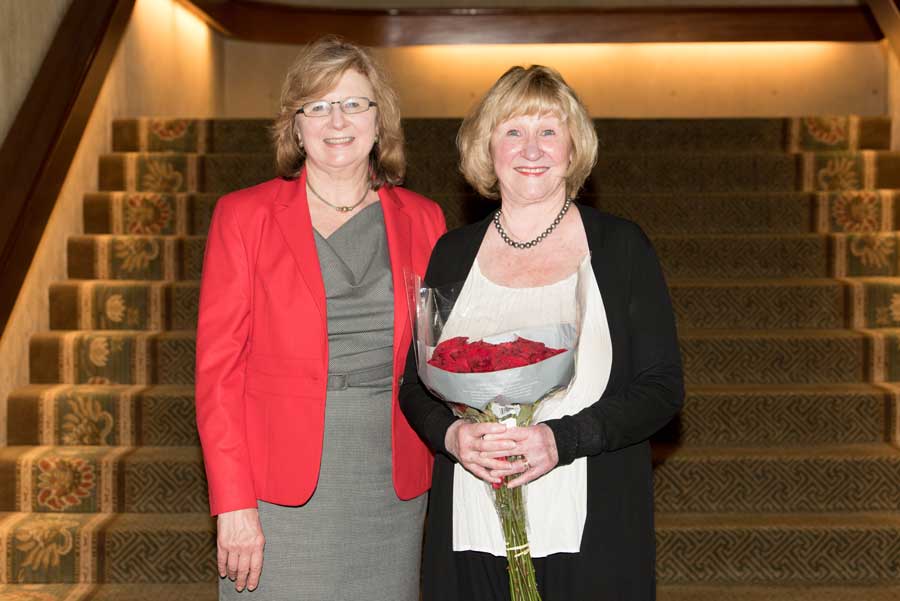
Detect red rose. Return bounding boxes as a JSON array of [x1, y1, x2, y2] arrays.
[[428, 336, 564, 373]]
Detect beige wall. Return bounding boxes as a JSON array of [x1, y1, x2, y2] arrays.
[[224, 40, 886, 118], [0, 0, 224, 443], [0, 0, 72, 148]]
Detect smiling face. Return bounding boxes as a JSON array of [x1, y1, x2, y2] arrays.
[[295, 69, 378, 175], [490, 112, 572, 206]]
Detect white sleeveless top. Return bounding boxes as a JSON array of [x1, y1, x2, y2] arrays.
[[440, 256, 613, 557]]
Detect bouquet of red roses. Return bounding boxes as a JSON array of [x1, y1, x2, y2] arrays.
[[407, 274, 577, 601], [429, 335, 565, 372]]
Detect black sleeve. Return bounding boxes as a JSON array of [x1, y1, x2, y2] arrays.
[[543, 225, 685, 466], [398, 236, 460, 459], [399, 340, 458, 458]]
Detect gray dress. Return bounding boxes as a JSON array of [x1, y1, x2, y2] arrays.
[[220, 203, 426, 601]]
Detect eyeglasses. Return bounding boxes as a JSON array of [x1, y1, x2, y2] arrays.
[[296, 97, 377, 117]]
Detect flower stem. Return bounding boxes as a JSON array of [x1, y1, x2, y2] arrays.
[[494, 433, 541, 599], [455, 403, 543, 600]]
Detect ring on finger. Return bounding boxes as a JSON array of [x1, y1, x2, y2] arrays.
[[523, 460, 531, 471]]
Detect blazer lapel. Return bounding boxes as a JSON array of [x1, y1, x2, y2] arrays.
[[380, 186, 413, 363], [273, 171, 327, 324]]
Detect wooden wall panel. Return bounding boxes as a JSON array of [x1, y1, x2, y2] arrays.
[[188, 1, 883, 46]]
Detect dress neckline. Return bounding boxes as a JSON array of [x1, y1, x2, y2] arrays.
[[472, 255, 589, 290], [312, 200, 382, 241]]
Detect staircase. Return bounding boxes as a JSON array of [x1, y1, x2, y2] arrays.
[[1, 116, 899, 600]]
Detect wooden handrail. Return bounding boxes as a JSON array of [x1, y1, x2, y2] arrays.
[[186, 1, 883, 46], [867, 0, 900, 57], [0, 0, 136, 336]]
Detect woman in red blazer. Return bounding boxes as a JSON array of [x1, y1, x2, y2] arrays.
[[195, 36, 445, 601]]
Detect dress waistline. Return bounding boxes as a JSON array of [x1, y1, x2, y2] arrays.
[[326, 361, 393, 390]]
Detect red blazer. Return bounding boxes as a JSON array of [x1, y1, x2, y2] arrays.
[[195, 170, 447, 516]]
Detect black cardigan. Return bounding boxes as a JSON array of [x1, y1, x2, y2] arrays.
[[398, 205, 685, 600], [400, 204, 684, 466]]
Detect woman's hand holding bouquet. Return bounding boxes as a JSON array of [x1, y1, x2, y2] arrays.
[[444, 419, 560, 489], [444, 420, 511, 486], [486, 423, 559, 489]]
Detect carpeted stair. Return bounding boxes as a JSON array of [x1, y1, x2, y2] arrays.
[[1, 115, 899, 600]]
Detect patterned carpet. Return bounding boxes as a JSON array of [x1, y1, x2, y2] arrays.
[[1, 116, 899, 599]]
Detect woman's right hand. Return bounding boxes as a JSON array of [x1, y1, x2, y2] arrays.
[[444, 420, 515, 485], [217, 507, 265, 592]]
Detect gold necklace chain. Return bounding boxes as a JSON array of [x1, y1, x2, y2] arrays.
[[306, 178, 370, 213]]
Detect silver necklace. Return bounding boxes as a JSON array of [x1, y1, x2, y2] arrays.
[[493, 198, 572, 250], [306, 179, 369, 213]]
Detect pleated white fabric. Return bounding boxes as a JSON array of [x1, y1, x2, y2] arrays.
[[442, 256, 613, 557]]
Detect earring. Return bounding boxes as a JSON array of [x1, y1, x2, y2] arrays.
[[298, 137, 304, 148]]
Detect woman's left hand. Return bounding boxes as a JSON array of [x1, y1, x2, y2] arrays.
[[486, 423, 559, 488]]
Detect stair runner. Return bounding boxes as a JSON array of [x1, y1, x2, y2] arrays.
[[1, 115, 899, 600]]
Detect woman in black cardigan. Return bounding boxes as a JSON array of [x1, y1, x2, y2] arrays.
[[400, 65, 684, 601]]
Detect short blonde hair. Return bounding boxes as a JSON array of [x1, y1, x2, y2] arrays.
[[457, 65, 598, 199], [272, 35, 404, 188]]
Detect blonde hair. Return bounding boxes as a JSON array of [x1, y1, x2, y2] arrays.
[[272, 35, 404, 187], [457, 65, 598, 199]]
